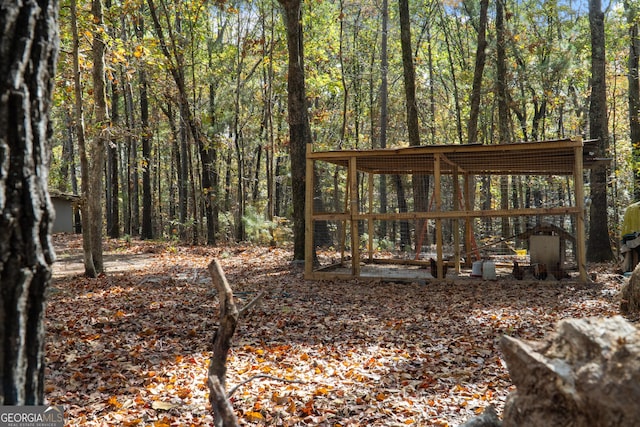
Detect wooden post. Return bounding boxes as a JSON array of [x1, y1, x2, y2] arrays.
[[304, 143, 314, 279], [574, 143, 587, 282], [368, 172, 374, 262], [340, 175, 349, 264], [464, 173, 473, 267], [453, 166, 461, 272], [434, 153, 443, 278], [349, 156, 360, 277]]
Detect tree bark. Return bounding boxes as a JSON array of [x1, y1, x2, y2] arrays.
[[138, 21, 153, 240], [378, 0, 389, 239], [90, 0, 108, 273], [107, 77, 120, 239], [278, 0, 311, 261], [105, 0, 119, 239], [496, 0, 511, 242], [70, 0, 96, 276], [399, 0, 428, 253], [467, 0, 489, 144], [586, 0, 614, 262], [0, 0, 58, 404], [626, 1, 640, 200]]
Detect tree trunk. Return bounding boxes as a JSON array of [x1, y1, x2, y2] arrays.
[[496, 0, 511, 242], [89, 0, 107, 274], [107, 78, 120, 238], [467, 0, 489, 144], [105, 0, 119, 239], [140, 69, 152, 239], [586, 0, 614, 262], [626, 1, 640, 200], [123, 77, 139, 236], [439, 5, 463, 145], [378, 0, 389, 239], [0, 0, 58, 404], [394, 175, 411, 249], [399, 0, 428, 252], [70, 0, 96, 276], [206, 43, 219, 245], [278, 0, 312, 261]]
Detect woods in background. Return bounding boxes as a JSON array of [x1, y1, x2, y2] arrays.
[[51, 0, 632, 261]]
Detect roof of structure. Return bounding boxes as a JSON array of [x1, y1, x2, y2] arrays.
[[308, 137, 609, 176]]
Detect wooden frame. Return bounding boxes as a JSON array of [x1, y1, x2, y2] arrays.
[[305, 137, 608, 283]]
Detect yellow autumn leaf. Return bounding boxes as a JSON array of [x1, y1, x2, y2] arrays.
[[108, 395, 122, 408], [313, 387, 329, 396], [153, 419, 170, 427], [245, 411, 264, 421]]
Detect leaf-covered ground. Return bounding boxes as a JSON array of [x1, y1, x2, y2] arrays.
[[47, 234, 623, 426]]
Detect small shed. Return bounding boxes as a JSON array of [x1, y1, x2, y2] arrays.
[[305, 137, 609, 283], [50, 193, 81, 233]]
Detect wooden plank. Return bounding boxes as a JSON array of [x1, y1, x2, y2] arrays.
[[453, 166, 461, 272], [304, 144, 314, 279], [434, 153, 444, 279], [342, 206, 582, 221], [368, 173, 374, 262], [349, 156, 360, 276], [574, 145, 587, 282]]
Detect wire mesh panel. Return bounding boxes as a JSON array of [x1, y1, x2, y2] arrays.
[[306, 138, 599, 282]]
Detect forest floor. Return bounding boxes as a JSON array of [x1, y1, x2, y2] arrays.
[[47, 233, 625, 426]]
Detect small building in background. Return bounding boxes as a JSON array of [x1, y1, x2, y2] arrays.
[[50, 192, 81, 234]]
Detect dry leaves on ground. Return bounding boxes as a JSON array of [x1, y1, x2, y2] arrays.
[[46, 234, 622, 426]]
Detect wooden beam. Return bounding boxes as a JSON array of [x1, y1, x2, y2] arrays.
[[349, 156, 360, 277], [341, 206, 582, 221], [368, 173, 374, 262], [453, 166, 461, 272], [574, 144, 587, 282], [435, 154, 444, 279], [304, 144, 314, 279]]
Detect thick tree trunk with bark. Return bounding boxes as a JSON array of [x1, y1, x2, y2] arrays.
[[626, 1, 640, 200], [90, 0, 107, 273], [0, 0, 59, 404], [278, 0, 311, 261], [587, 0, 614, 262], [399, 0, 428, 252]]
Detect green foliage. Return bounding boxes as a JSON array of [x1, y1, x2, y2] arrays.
[[241, 206, 277, 244], [48, 0, 636, 247]]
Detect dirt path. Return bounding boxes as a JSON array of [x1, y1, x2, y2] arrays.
[[51, 233, 159, 279]]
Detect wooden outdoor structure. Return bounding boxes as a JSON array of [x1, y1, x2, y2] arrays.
[[305, 137, 608, 283]]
